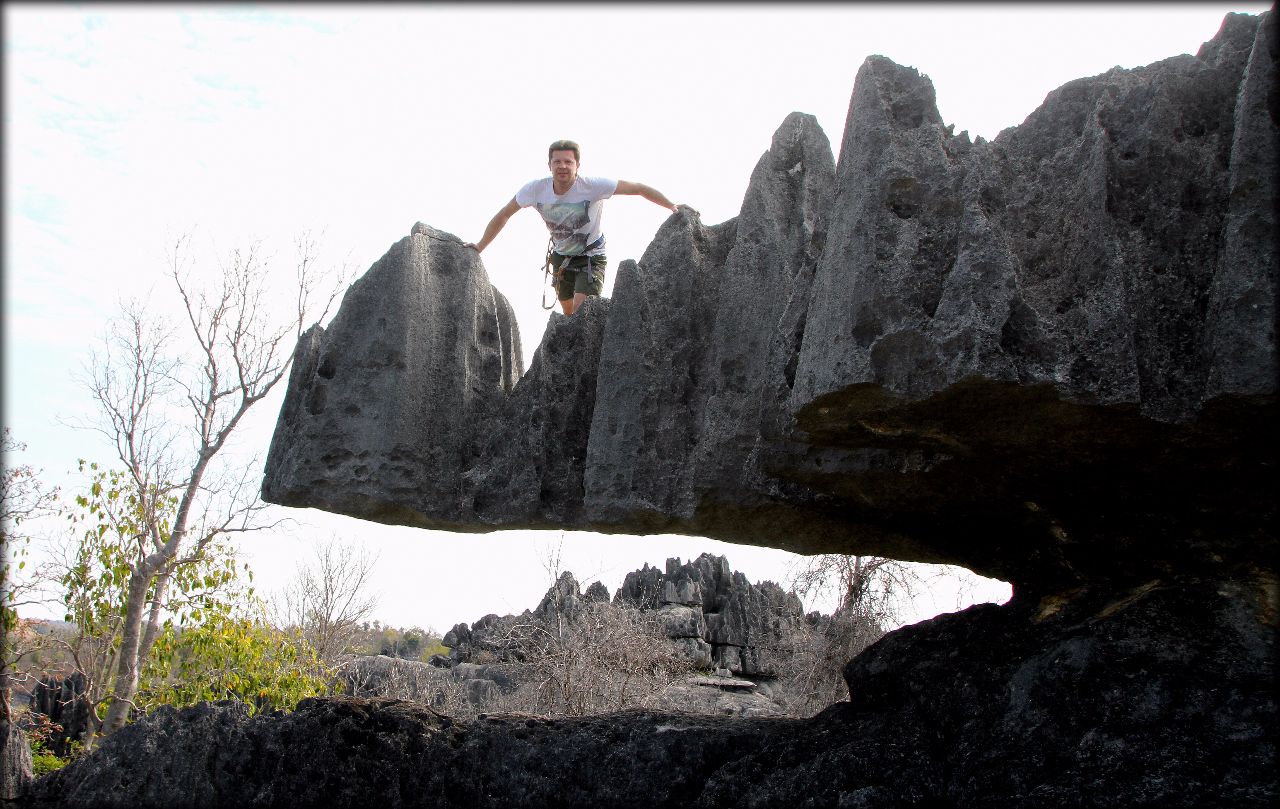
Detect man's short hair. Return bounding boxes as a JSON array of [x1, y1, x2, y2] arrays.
[[548, 139, 581, 163]]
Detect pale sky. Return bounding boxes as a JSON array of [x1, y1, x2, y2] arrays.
[[4, 3, 1268, 633]]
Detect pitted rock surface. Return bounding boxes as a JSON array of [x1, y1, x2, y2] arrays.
[[444, 555, 800, 679], [262, 16, 1275, 596], [25, 574, 1276, 808], [262, 222, 522, 529], [110, 14, 1278, 809]]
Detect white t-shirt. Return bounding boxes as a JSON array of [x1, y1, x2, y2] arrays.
[[515, 176, 618, 256]]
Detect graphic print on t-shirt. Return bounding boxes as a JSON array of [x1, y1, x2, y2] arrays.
[[537, 200, 591, 255]]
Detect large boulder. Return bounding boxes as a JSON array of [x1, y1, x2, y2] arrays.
[[787, 11, 1277, 591], [261, 222, 522, 528], [262, 15, 1275, 599]]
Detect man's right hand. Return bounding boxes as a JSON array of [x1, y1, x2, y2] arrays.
[[466, 198, 521, 255]]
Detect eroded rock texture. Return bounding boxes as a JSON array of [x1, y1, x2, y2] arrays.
[[261, 222, 522, 528], [262, 15, 1275, 600], [25, 573, 1276, 808], [60, 12, 1267, 809], [614, 554, 805, 676], [351, 558, 798, 718], [442, 554, 805, 678], [0, 720, 32, 803]]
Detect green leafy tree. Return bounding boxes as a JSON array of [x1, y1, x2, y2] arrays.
[[52, 463, 251, 746], [67, 233, 347, 741]]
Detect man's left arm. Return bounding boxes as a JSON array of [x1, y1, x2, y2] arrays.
[[614, 180, 681, 213]]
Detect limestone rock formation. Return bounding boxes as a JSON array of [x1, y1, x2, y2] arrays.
[[614, 554, 804, 676], [261, 222, 522, 529], [262, 14, 1276, 599], [443, 554, 803, 679], [373, 563, 796, 718], [24, 574, 1275, 808], [27, 673, 91, 758], [30, 12, 1276, 809], [0, 720, 32, 803]]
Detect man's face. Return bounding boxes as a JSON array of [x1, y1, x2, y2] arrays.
[[549, 150, 579, 185]]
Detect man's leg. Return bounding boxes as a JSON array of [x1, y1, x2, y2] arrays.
[[565, 258, 606, 316], [557, 266, 576, 314]]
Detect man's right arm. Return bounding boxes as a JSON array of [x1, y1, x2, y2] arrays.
[[465, 198, 522, 252]]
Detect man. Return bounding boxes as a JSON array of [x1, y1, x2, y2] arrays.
[[465, 139, 682, 316]]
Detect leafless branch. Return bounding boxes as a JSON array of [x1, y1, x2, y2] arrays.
[[49, 231, 351, 738]]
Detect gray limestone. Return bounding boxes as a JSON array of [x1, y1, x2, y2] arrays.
[[449, 554, 799, 678], [261, 222, 521, 529], [27, 13, 1279, 809], [0, 720, 32, 803], [262, 12, 1275, 596]]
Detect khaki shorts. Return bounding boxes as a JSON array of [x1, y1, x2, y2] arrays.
[[553, 254, 607, 301]]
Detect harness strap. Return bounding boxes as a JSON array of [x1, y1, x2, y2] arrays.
[[554, 236, 604, 270], [541, 237, 557, 310], [543, 236, 604, 309]]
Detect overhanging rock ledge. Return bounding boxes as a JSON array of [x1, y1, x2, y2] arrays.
[[25, 13, 1277, 809], [262, 12, 1275, 596]]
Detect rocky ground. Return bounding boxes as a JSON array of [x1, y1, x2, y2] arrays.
[[22, 574, 1275, 808], [343, 554, 836, 720]]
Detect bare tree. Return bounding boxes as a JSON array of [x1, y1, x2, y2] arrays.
[[778, 555, 922, 715], [1, 431, 63, 799], [535, 533, 567, 583], [272, 537, 379, 668], [0, 430, 61, 723], [791, 554, 921, 630], [69, 233, 348, 741], [504, 601, 693, 717]]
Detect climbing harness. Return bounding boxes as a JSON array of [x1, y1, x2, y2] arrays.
[[540, 236, 603, 310], [540, 237, 557, 310]]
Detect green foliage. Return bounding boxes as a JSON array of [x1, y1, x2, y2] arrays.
[[23, 713, 77, 775], [0, 537, 28, 652], [30, 742, 71, 776], [141, 610, 330, 714], [0, 533, 28, 638], [61, 463, 157, 640], [420, 638, 449, 660], [58, 463, 270, 722], [64, 465, 244, 636]]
